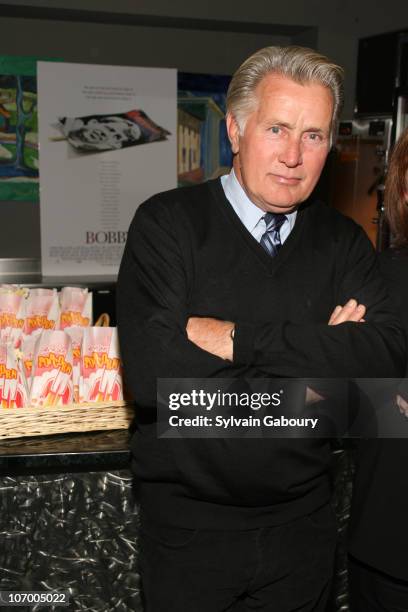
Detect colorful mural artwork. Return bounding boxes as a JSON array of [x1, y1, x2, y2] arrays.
[[0, 56, 43, 201], [177, 73, 232, 187]]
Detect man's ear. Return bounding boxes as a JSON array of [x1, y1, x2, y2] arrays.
[[226, 112, 240, 155]]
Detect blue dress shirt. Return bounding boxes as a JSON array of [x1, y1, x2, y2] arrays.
[[220, 169, 297, 244]]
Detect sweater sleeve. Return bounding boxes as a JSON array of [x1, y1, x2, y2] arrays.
[[117, 199, 264, 408], [233, 225, 407, 378]]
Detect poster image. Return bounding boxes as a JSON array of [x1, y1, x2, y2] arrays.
[[38, 61, 177, 277], [0, 56, 41, 202], [177, 72, 232, 187], [54, 109, 171, 153]]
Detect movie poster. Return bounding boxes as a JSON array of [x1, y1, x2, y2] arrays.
[[38, 61, 177, 276]]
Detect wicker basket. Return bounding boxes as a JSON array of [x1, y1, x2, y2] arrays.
[[0, 401, 134, 440]]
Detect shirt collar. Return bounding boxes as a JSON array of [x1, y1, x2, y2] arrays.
[[221, 169, 297, 233], [221, 168, 265, 233]]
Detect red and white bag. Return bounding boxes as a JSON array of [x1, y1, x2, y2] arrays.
[[65, 326, 84, 403], [0, 288, 26, 348], [24, 288, 60, 337], [29, 330, 74, 407], [60, 287, 92, 329], [81, 327, 123, 403], [0, 342, 29, 408], [20, 334, 38, 386]]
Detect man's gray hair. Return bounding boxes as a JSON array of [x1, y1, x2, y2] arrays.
[[226, 45, 344, 140]]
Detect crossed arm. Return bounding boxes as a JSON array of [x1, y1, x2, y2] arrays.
[[187, 300, 367, 405], [186, 299, 367, 362], [187, 302, 408, 413]]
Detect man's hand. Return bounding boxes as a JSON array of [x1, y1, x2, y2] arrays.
[[306, 299, 366, 404], [328, 299, 366, 325], [186, 317, 234, 361], [306, 387, 325, 404]]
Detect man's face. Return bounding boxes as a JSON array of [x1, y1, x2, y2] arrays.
[[227, 74, 333, 213]]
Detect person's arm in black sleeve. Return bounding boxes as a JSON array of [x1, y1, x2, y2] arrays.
[[233, 225, 406, 378], [117, 198, 263, 408]]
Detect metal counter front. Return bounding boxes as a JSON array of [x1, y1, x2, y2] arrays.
[[0, 431, 142, 612]]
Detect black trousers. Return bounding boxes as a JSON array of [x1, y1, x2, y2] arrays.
[[348, 555, 408, 612], [138, 504, 336, 612]]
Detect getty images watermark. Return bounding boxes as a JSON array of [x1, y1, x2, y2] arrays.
[[167, 388, 318, 431], [157, 378, 408, 438]]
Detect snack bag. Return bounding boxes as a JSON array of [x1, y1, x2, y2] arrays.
[[0, 285, 29, 295], [0, 342, 28, 408], [24, 288, 60, 336], [65, 326, 84, 403], [60, 287, 92, 329], [0, 289, 26, 348], [29, 330, 74, 407], [81, 327, 123, 403], [20, 334, 38, 385]]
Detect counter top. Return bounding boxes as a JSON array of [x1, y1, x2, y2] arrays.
[[0, 274, 117, 288], [0, 429, 131, 475], [0, 258, 117, 287]]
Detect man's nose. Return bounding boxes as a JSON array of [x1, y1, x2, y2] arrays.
[[278, 138, 303, 167]]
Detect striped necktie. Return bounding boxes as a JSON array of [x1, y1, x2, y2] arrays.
[[260, 213, 287, 257]]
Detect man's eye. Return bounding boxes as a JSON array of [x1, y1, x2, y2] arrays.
[[306, 133, 322, 141], [270, 126, 281, 134]]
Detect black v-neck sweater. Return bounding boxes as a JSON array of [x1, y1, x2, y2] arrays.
[[117, 179, 406, 529]]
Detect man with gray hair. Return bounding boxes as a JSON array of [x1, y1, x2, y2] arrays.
[[118, 46, 405, 611]]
